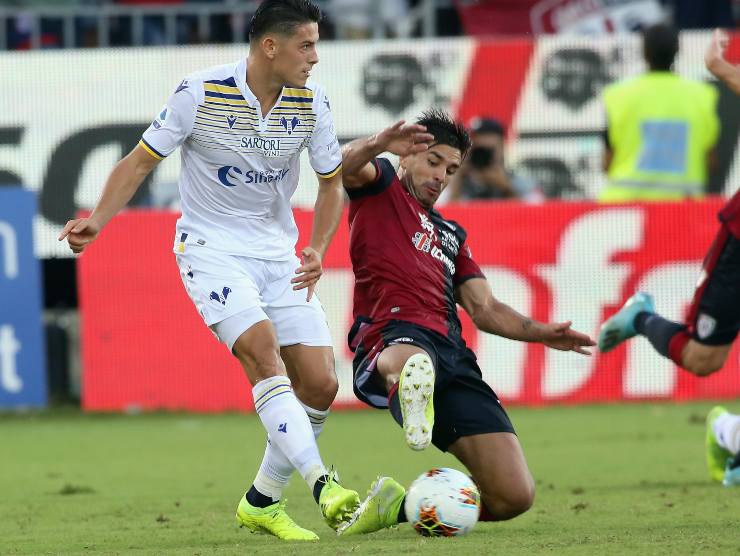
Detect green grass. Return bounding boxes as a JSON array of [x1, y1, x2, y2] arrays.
[[1, 403, 739, 555]]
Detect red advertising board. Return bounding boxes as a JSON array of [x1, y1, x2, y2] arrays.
[[79, 200, 740, 412]]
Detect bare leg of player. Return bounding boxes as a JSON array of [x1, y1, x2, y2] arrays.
[[281, 344, 338, 410], [679, 340, 732, 377], [447, 432, 535, 520]]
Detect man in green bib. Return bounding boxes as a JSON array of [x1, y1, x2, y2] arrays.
[[600, 24, 719, 202]]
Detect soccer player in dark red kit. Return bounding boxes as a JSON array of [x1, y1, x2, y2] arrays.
[[600, 29, 740, 487], [335, 109, 596, 535]]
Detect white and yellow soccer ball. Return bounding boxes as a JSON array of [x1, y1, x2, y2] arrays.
[[404, 467, 481, 537]]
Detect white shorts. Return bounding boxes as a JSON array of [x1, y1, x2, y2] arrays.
[[175, 246, 333, 351]]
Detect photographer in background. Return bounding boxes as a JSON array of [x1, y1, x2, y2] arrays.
[[443, 117, 543, 203]]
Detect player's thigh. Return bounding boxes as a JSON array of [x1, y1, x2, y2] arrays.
[[432, 369, 532, 512], [280, 344, 337, 410], [175, 248, 280, 382], [175, 248, 269, 340], [448, 431, 534, 514], [230, 319, 286, 385], [261, 257, 334, 349]]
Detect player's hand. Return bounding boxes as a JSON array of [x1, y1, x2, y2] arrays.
[[539, 321, 595, 355], [58, 217, 101, 254], [291, 246, 323, 302], [376, 121, 435, 157], [705, 28, 730, 74]]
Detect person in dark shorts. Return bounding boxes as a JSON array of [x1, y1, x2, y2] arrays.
[[599, 29, 740, 380], [336, 109, 595, 536]]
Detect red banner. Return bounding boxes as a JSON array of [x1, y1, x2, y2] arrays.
[[79, 200, 740, 412]]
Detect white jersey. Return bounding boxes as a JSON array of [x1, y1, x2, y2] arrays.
[[140, 58, 342, 260]]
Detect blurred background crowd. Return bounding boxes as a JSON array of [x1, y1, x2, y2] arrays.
[[2, 0, 739, 51]]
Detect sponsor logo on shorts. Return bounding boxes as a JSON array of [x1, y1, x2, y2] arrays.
[[697, 313, 717, 340], [390, 337, 415, 344], [278, 422, 288, 433]]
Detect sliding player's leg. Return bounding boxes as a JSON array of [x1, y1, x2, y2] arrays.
[[600, 226, 740, 377], [340, 341, 532, 535]]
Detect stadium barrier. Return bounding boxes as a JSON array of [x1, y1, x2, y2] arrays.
[[0, 188, 47, 408], [2, 31, 738, 258], [79, 200, 740, 412]]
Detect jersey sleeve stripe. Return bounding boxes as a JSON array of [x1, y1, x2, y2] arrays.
[[138, 138, 165, 160], [317, 161, 342, 179]]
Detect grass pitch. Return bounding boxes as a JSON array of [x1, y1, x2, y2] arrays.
[[1, 402, 739, 555]]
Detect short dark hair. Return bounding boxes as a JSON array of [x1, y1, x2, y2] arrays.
[[249, 0, 322, 41], [643, 23, 678, 71], [416, 108, 471, 158]]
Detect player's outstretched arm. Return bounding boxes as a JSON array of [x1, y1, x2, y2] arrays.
[[292, 171, 344, 302], [58, 144, 160, 254], [456, 277, 595, 355], [341, 121, 434, 188], [706, 29, 740, 96]]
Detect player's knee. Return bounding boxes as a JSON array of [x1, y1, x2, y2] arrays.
[[682, 347, 727, 376], [308, 373, 339, 408], [233, 344, 284, 381], [291, 368, 338, 410], [482, 489, 534, 520], [481, 476, 535, 520], [686, 360, 723, 376]]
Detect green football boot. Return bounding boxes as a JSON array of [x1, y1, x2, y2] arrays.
[[399, 353, 435, 451], [337, 476, 406, 536], [706, 406, 731, 483], [317, 471, 360, 530], [236, 497, 318, 541]]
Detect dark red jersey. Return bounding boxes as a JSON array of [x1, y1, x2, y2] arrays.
[[720, 189, 740, 238], [346, 157, 484, 352]]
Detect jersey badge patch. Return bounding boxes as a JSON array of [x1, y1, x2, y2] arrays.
[[697, 313, 717, 340]]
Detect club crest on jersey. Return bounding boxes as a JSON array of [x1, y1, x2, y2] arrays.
[[209, 287, 231, 306], [696, 313, 717, 340], [280, 115, 300, 135], [226, 114, 237, 129], [412, 231, 432, 253]]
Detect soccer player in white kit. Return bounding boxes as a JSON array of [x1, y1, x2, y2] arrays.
[[59, 0, 359, 541]]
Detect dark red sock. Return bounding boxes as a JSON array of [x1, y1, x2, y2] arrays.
[[387, 382, 403, 427]]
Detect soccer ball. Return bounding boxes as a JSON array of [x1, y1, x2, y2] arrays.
[[404, 467, 480, 537]]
